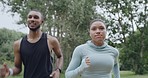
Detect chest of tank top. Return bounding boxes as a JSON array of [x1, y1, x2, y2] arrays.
[[20, 33, 52, 78], [20, 33, 51, 65]]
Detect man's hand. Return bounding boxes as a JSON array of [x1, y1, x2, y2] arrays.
[[50, 69, 60, 78], [0, 64, 9, 78]]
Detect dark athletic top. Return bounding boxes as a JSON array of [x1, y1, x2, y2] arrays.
[[20, 33, 53, 78]]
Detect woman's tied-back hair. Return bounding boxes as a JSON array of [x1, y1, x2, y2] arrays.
[[89, 19, 106, 27], [89, 19, 107, 35]]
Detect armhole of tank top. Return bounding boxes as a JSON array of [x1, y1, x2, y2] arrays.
[[46, 33, 54, 70], [46, 33, 54, 58], [19, 38, 23, 58], [45, 33, 50, 53], [21, 35, 27, 43], [20, 35, 28, 51], [20, 36, 25, 46]]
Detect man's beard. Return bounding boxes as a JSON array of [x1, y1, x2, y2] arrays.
[[28, 25, 41, 32]]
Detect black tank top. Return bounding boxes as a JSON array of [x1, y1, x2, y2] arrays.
[[20, 33, 53, 78]]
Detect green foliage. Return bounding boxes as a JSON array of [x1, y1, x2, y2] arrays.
[[120, 28, 148, 74], [0, 0, 99, 70], [0, 0, 147, 75], [0, 28, 25, 64], [96, 0, 148, 74]]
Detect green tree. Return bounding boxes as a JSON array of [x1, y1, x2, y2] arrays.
[[0, 0, 101, 70], [120, 28, 148, 74], [1, 0, 147, 74], [0, 28, 24, 64], [95, 0, 148, 74]]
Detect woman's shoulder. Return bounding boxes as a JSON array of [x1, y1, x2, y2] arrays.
[[75, 43, 88, 49], [107, 45, 119, 56], [73, 43, 88, 54]]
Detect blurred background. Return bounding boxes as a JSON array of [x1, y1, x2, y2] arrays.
[[0, 0, 147, 78]]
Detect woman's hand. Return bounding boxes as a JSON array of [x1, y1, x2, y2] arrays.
[[85, 57, 91, 66]]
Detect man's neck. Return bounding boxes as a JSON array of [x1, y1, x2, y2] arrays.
[[28, 30, 42, 39]]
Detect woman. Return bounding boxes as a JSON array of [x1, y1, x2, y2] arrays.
[[65, 19, 120, 78]]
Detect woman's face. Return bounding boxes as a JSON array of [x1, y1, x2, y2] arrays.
[[89, 21, 106, 44]]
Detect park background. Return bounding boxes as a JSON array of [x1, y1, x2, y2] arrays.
[[0, 0, 148, 78]]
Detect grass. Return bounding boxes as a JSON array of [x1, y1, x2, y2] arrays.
[[7, 71, 148, 78], [120, 71, 148, 78]]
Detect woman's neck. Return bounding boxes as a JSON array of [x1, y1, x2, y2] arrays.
[[91, 40, 104, 46]]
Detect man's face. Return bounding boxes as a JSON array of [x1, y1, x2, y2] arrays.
[[89, 21, 106, 43], [27, 11, 43, 31]]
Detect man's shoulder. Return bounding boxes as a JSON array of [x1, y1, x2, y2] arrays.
[[13, 38, 22, 51], [46, 34, 59, 43], [14, 38, 22, 45], [47, 34, 57, 39]]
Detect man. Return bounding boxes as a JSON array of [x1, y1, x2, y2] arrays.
[[0, 9, 63, 78]]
